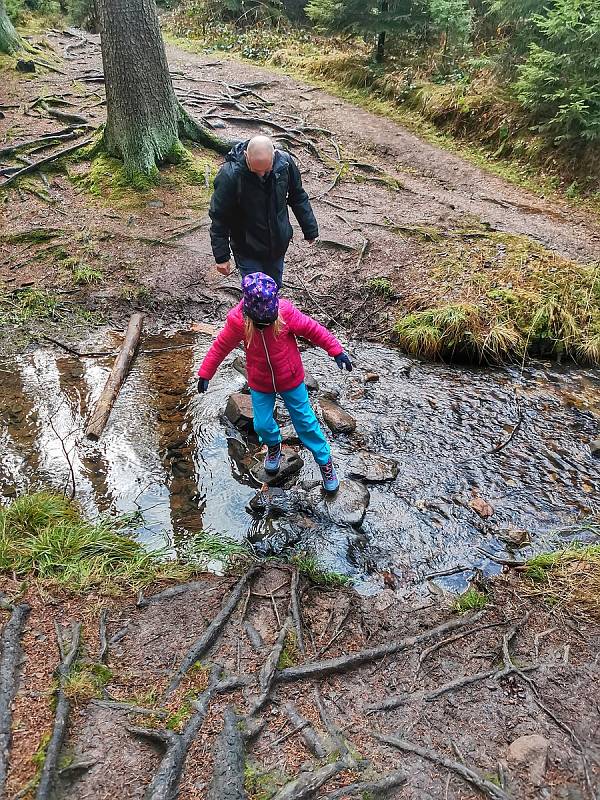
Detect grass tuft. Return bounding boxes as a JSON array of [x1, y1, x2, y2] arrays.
[[0, 492, 194, 591], [453, 587, 487, 613], [522, 544, 600, 617], [0, 288, 68, 326], [292, 553, 351, 588], [72, 263, 103, 286]]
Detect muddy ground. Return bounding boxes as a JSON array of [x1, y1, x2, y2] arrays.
[[1, 29, 600, 350], [2, 566, 600, 800]]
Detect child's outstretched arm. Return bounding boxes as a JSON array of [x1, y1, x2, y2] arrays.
[[197, 311, 244, 392], [284, 302, 353, 370]]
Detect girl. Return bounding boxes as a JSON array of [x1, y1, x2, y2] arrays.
[[197, 272, 353, 492]]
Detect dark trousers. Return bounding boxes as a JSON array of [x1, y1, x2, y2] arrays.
[[233, 254, 286, 287]]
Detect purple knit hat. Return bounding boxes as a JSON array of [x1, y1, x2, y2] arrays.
[[242, 272, 279, 323]]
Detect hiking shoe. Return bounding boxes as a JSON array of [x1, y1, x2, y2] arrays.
[[319, 458, 339, 493], [264, 443, 283, 474]]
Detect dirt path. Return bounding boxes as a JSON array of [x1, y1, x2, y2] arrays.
[[1, 30, 599, 347], [2, 567, 599, 800]]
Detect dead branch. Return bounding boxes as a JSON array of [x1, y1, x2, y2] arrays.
[[0, 603, 31, 796], [164, 565, 260, 698], [85, 313, 144, 440], [207, 705, 247, 800], [271, 761, 346, 800], [277, 614, 482, 684], [0, 137, 94, 190], [321, 770, 407, 799], [283, 703, 329, 759], [373, 733, 511, 800], [98, 609, 108, 664], [248, 617, 291, 716], [289, 568, 305, 656], [36, 622, 81, 800]]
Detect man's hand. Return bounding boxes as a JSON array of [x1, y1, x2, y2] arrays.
[[334, 352, 353, 371], [197, 377, 209, 394], [216, 261, 231, 276]]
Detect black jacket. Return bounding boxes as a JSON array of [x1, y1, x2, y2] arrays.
[[209, 141, 319, 264]]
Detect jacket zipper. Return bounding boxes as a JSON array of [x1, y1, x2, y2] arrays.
[[260, 330, 277, 393]]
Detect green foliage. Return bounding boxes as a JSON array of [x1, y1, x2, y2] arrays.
[[367, 277, 395, 297], [453, 587, 487, 612], [292, 553, 352, 587], [0, 288, 67, 326], [514, 0, 600, 144], [64, 661, 113, 701], [65, 0, 98, 30], [522, 544, 600, 617], [0, 492, 195, 591], [72, 263, 103, 285]]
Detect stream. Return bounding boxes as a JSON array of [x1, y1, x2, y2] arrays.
[[1, 329, 598, 595]]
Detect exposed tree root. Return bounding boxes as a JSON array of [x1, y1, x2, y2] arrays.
[[289, 568, 305, 656], [313, 686, 356, 767], [243, 621, 266, 654], [35, 622, 81, 800], [321, 769, 407, 799], [164, 565, 260, 698], [248, 616, 291, 716], [0, 603, 31, 796], [373, 732, 511, 800], [277, 614, 482, 683], [207, 705, 248, 800], [0, 137, 94, 189], [177, 104, 232, 155], [283, 702, 329, 759], [270, 760, 347, 800]]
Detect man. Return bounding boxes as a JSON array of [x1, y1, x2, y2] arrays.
[[209, 135, 318, 287]]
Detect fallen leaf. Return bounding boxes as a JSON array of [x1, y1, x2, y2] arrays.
[[469, 496, 494, 518]]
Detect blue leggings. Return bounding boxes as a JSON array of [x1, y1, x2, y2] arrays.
[[250, 383, 331, 466]]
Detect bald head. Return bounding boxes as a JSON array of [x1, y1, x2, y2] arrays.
[[246, 135, 275, 178]]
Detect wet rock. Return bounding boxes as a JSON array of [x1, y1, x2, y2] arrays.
[[499, 528, 529, 547], [469, 495, 494, 519], [250, 448, 304, 486], [225, 393, 254, 429], [591, 438, 600, 457], [280, 424, 300, 445], [506, 734, 549, 787], [16, 59, 36, 73], [319, 393, 356, 434], [347, 451, 399, 483], [247, 486, 291, 517], [312, 479, 370, 527], [305, 371, 319, 392], [364, 371, 380, 383]]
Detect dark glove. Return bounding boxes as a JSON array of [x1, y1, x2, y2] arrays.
[[334, 352, 353, 371], [197, 377, 209, 394]]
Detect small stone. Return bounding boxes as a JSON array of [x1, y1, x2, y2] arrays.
[[364, 371, 380, 383], [210, 119, 226, 128], [499, 528, 529, 547], [319, 393, 356, 434], [304, 371, 319, 392], [16, 59, 36, 73], [250, 449, 304, 487], [348, 451, 399, 483], [506, 734, 549, 787], [225, 393, 254, 429], [469, 495, 494, 519], [591, 438, 600, 457]]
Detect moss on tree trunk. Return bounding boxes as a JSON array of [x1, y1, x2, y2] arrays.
[[97, 0, 230, 184], [0, 0, 21, 55]]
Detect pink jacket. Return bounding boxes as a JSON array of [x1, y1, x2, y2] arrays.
[[198, 299, 343, 393]]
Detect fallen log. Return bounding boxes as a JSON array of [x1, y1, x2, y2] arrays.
[[207, 705, 248, 800], [373, 732, 511, 800], [164, 565, 260, 698], [276, 614, 482, 684], [36, 622, 81, 800], [85, 313, 144, 440], [0, 603, 31, 796]]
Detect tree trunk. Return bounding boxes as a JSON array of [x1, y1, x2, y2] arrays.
[[376, 0, 389, 63], [0, 0, 21, 55], [97, 0, 228, 182]]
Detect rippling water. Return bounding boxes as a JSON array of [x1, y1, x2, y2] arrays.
[[0, 330, 598, 594]]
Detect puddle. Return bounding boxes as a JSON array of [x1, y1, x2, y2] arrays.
[[1, 331, 599, 595]]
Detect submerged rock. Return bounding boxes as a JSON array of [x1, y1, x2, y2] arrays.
[[319, 393, 356, 434], [247, 486, 291, 517], [348, 451, 399, 483], [250, 448, 304, 486]]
